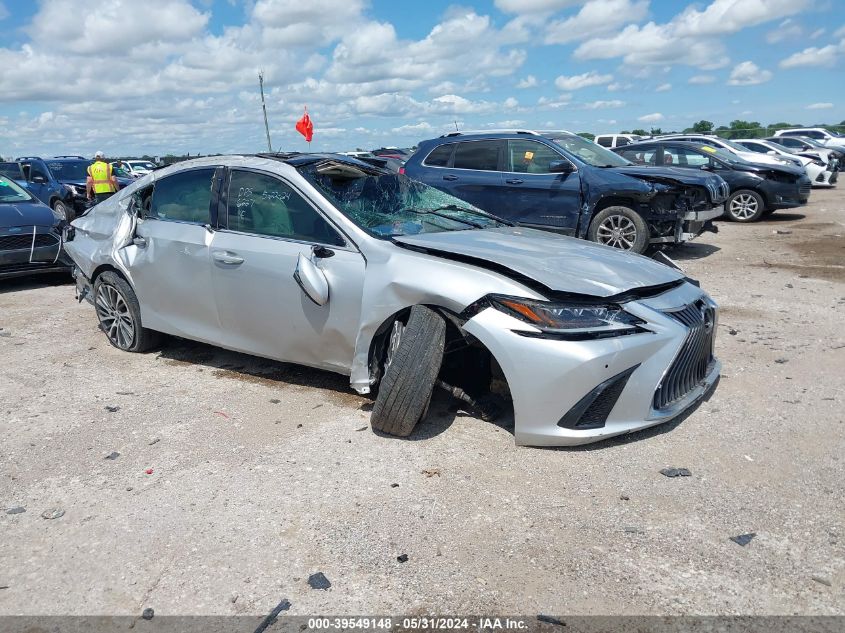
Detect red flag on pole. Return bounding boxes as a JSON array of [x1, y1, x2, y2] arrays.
[[295, 107, 313, 143]]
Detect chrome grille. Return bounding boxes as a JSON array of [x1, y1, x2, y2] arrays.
[[654, 300, 716, 411], [0, 233, 58, 251]]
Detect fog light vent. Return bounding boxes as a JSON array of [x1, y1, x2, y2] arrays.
[[558, 365, 639, 430]]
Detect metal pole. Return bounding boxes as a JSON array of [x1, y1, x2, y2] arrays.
[[259, 71, 272, 153]]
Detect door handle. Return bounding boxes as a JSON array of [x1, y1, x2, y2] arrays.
[[442, 174, 458, 181], [505, 178, 524, 184], [133, 236, 147, 248], [212, 251, 244, 265]]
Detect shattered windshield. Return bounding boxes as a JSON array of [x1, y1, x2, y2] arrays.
[[547, 134, 631, 167], [0, 176, 33, 203], [299, 161, 507, 238]]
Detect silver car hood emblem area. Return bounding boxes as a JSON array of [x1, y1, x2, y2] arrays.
[[394, 226, 685, 298]]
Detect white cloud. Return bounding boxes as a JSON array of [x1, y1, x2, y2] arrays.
[[516, 75, 539, 88], [494, 0, 582, 14], [656, 82, 672, 92], [766, 19, 802, 44], [504, 97, 519, 108], [554, 71, 613, 91], [582, 100, 625, 109], [638, 112, 664, 122], [727, 61, 773, 86], [810, 28, 825, 39], [807, 102, 834, 110], [779, 43, 843, 68], [391, 121, 434, 135], [606, 81, 632, 92], [575, 0, 809, 69], [544, 0, 649, 44], [688, 74, 716, 84]]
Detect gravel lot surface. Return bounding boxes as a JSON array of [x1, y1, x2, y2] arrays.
[[1, 189, 843, 616]]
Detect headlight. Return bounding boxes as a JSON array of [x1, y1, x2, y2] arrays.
[[484, 295, 646, 339], [64, 184, 80, 195]]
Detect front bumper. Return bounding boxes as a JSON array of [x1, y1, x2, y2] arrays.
[[0, 225, 72, 279], [649, 205, 723, 245], [763, 178, 811, 209], [463, 282, 719, 446]]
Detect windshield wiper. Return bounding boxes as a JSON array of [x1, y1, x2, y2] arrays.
[[400, 207, 486, 229], [429, 204, 513, 226]]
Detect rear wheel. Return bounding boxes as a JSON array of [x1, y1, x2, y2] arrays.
[[52, 199, 73, 222], [371, 306, 446, 437], [93, 271, 160, 352], [587, 206, 650, 254], [726, 190, 765, 222]]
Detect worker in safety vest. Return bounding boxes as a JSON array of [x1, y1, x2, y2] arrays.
[[86, 151, 118, 204]]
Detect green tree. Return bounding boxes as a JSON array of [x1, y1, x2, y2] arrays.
[[577, 132, 595, 141], [725, 119, 762, 138], [631, 128, 648, 136], [691, 120, 714, 133], [649, 127, 663, 135]]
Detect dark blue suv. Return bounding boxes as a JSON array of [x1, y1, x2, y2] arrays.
[[403, 130, 728, 253], [11, 157, 78, 221], [15, 156, 133, 221]]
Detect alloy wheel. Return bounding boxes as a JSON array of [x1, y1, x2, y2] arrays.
[[596, 214, 637, 250], [95, 284, 135, 349], [729, 194, 759, 220]]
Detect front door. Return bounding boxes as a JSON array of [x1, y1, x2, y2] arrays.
[[500, 139, 581, 233], [124, 166, 222, 343], [209, 168, 365, 373], [433, 139, 504, 214]]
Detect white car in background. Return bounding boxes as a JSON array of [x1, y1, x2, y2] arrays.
[[773, 128, 845, 152], [594, 134, 646, 148], [658, 134, 806, 170], [122, 160, 157, 178], [735, 139, 837, 187]]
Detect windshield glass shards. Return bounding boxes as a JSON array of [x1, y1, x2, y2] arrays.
[[299, 160, 508, 238]]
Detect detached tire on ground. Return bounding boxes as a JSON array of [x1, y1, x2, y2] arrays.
[[726, 189, 765, 222], [371, 305, 446, 437], [93, 271, 160, 353], [587, 206, 650, 254]]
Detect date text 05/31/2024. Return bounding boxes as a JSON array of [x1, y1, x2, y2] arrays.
[[306, 618, 530, 630]]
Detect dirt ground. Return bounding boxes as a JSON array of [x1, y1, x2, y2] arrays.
[[1, 188, 843, 617]]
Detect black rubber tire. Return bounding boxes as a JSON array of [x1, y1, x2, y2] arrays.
[[587, 206, 650, 254], [726, 189, 765, 222], [93, 271, 160, 352], [371, 305, 446, 437], [52, 199, 73, 222]]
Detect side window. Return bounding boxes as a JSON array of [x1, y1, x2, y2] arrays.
[[424, 144, 454, 167], [453, 141, 500, 171], [506, 140, 564, 173], [149, 168, 215, 223], [619, 148, 657, 165], [616, 137, 631, 146], [809, 131, 825, 139], [596, 136, 612, 147], [29, 163, 49, 181], [666, 147, 709, 167], [227, 170, 344, 246], [130, 184, 155, 217]]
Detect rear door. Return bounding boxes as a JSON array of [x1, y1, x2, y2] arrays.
[[126, 166, 222, 342], [208, 168, 365, 372], [432, 140, 504, 213], [500, 139, 581, 233]]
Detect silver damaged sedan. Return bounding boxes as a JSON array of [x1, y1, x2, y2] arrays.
[[64, 154, 720, 446]]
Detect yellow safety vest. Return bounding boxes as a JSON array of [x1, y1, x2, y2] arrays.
[[88, 161, 116, 194]]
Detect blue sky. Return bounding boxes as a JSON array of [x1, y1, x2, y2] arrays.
[[0, 0, 843, 157]]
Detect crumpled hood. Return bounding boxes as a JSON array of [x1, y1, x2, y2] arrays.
[[394, 226, 684, 298], [0, 202, 56, 228], [612, 165, 721, 187]]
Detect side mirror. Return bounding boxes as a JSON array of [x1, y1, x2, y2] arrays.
[[31, 175, 47, 184], [294, 252, 329, 306], [700, 164, 713, 171], [549, 160, 575, 174]]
